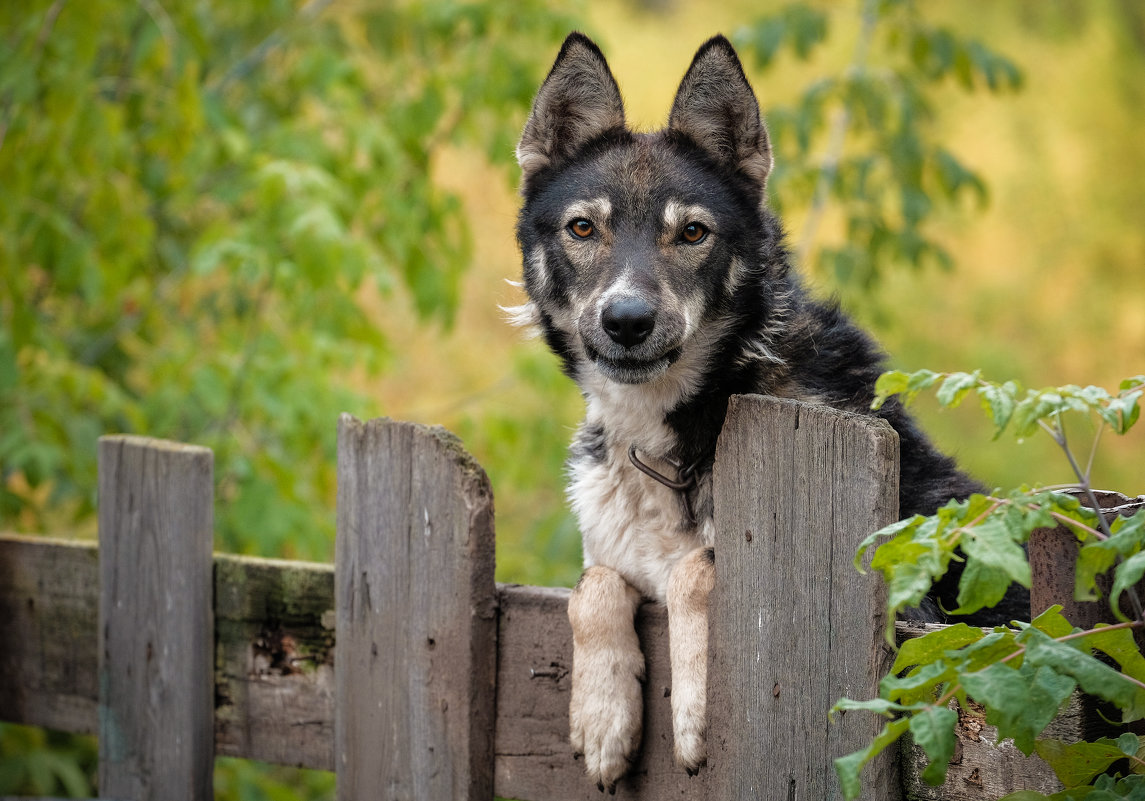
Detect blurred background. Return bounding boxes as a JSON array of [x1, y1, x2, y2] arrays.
[[1, 0, 1142, 797]]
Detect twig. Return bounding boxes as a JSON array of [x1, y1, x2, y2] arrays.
[[137, 0, 176, 58], [0, 0, 67, 154], [944, 499, 1003, 546], [1052, 413, 1145, 621], [208, 0, 333, 93], [1047, 511, 1107, 542], [1054, 619, 1143, 644], [932, 618, 1145, 707], [1083, 422, 1106, 485], [795, 0, 879, 268], [982, 494, 1109, 542]]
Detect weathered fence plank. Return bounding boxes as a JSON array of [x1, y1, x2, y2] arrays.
[[98, 436, 214, 801], [213, 555, 335, 768], [709, 395, 900, 800], [335, 415, 497, 800], [0, 535, 98, 734], [493, 584, 710, 799], [0, 535, 336, 770]]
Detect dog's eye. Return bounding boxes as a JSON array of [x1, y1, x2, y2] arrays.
[[680, 222, 708, 244], [568, 219, 594, 239]]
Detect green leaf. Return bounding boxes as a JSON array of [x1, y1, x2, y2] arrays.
[[1035, 737, 1129, 788], [949, 628, 1023, 673], [951, 514, 1031, 614], [881, 660, 957, 706], [960, 661, 1077, 754], [1117, 732, 1140, 757], [1078, 511, 1145, 602], [999, 775, 1145, 798], [893, 623, 986, 673], [834, 717, 910, 801], [1029, 605, 1076, 639], [953, 557, 1019, 616], [1011, 390, 1067, 439], [872, 370, 911, 410], [1023, 628, 1145, 721], [1103, 391, 1141, 434], [936, 371, 980, 407], [873, 368, 942, 408], [909, 704, 958, 785], [1111, 550, 1145, 623], [868, 523, 950, 624], [854, 513, 925, 569], [978, 381, 1019, 435], [1084, 624, 1145, 686]]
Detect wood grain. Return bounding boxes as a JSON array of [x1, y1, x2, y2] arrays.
[[493, 584, 711, 799], [0, 536, 338, 770], [213, 554, 335, 768], [97, 435, 215, 801], [708, 395, 901, 800], [0, 535, 99, 734], [335, 415, 497, 800]]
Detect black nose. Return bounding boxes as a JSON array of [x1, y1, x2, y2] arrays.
[[602, 297, 655, 348]]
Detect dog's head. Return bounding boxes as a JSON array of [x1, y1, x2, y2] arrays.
[[511, 33, 779, 388]]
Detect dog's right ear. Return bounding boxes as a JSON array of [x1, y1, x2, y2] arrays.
[[516, 33, 626, 183]]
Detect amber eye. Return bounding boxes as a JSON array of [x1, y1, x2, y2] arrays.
[[568, 219, 594, 238], [680, 222, 708, 244]]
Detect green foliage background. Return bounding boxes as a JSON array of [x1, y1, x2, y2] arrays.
[[1, 0, 1143, 798]]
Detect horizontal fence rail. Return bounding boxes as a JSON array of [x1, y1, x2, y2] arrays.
[[0, 536, 712, 797]]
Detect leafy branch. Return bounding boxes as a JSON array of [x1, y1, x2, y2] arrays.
[[735, 0, 1023, 288], [833, 609, 1145, 796], [836, 373, 1145, 798]]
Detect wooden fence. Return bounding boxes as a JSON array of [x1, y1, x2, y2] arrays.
[[0, 395, 1133, 800]]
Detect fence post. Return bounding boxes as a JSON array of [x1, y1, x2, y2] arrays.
[[708, 395, 900, 800], [98, 436, 214, 801], [335, 415, 497, 800]]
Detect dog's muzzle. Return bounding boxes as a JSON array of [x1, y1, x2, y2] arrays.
[[583, 296, 682, 384]]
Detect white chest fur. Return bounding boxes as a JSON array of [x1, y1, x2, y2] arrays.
[[568, 376, 713, 602], [569, 447, 711, 602]]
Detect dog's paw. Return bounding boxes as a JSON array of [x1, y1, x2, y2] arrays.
[[673, 718, 706, 775], [569, 653, 644, 791], [671, 680, 707, 775]]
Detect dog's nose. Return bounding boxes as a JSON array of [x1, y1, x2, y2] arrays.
[[602, 297, 655, 347]]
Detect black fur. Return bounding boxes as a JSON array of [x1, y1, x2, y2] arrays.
[[515, 33, 1027, 626]]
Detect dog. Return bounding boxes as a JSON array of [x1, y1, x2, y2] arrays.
[[508, 32, 1025, 792]]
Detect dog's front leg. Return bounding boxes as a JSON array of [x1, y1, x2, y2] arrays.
[[666, 546, 715, 774], [568, 565, 645, 792]]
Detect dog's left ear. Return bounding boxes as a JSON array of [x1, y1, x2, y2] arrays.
[[669, 36, 773, 189]]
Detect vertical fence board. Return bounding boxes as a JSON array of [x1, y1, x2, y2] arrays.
[[98, 436, 214, 801], [336, 415, 497, 801], [1030, 491, 1145, 635], [709, 395, 900, 800]]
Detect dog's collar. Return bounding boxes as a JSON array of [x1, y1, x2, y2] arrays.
[[627, 445, 700, 525]]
